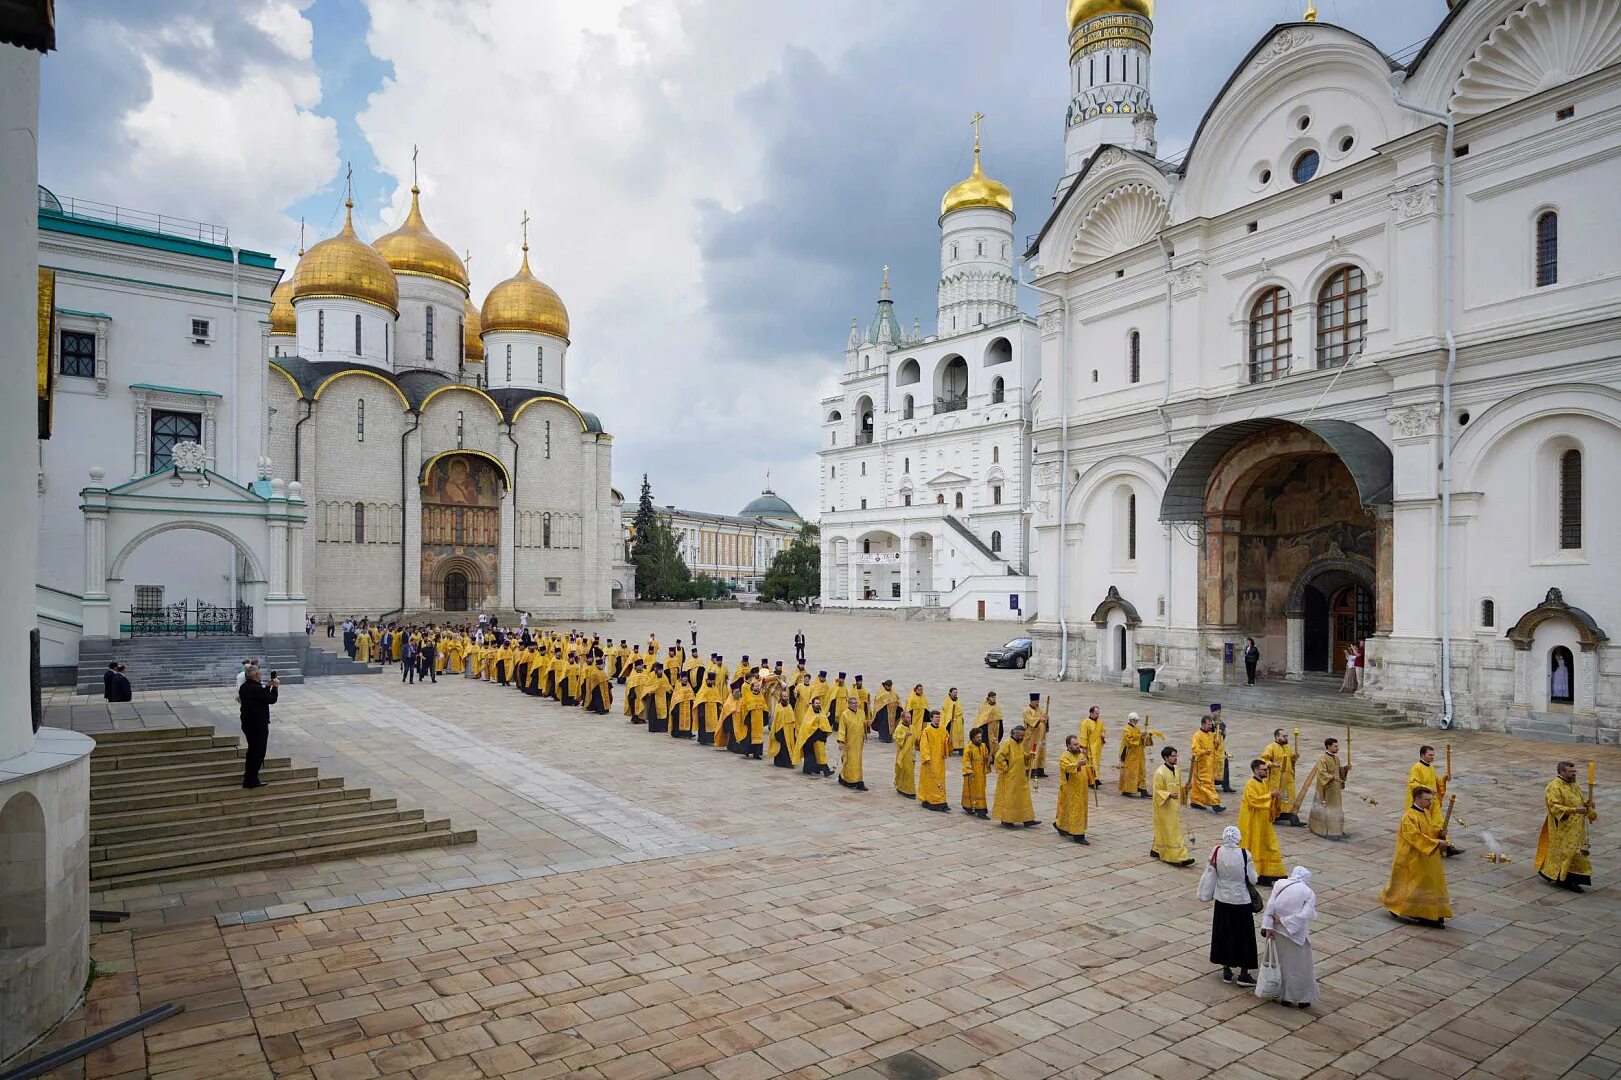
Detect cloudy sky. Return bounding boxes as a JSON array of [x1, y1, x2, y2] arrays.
[[39, 0, 1443, 518]]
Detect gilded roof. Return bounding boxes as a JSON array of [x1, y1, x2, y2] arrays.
[[373, 186, 469, 290], [291, 201, 399, 313], [481, 244, 570, 339]]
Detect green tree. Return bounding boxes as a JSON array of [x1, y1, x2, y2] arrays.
[[761, 523, 821, 605], [630, 477, 695, 600]]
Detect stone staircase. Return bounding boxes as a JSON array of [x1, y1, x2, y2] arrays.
[[1152, 674, 1419, 730], [77, 635, 307, 694], [1507, 710, 1592, 744], [89, 725, 475, 890]]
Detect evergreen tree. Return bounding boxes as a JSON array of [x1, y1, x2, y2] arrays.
[[630, 477, 698, 600]]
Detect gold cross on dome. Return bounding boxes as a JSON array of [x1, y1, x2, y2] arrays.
[[971, 111, 984, 150], [882, 264, 890, 289], [412, 143, 419, 186], [520, 210, 530, 250]]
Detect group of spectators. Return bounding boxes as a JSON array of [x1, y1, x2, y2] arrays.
[[1201, 825, 1319, 1006]]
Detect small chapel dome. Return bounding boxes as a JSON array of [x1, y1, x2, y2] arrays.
[[941, 143, 1014, 217], [373, 185, 469, 290], [463, 296, 485, 361], [291, 200, 400, 314], [481, 242, 570, 339], [268, 279, 296, 335], [1068, 0, 1153, 30]]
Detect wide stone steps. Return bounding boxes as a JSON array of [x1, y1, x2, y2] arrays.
[[88, 725, 474, 890], [1151, 680, 1418, 730], [92, 791, 395, 841], [76, 635, 306, 694]]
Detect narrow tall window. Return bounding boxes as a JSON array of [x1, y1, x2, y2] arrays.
[[384, 324, 389, 363], [860, 462, 866, 476], [1248, 287, 1292, 383], [354, 313, 362, 354], [1129, 330, 1141, 383], [537, 346, 544, 383], [545, 419, 552, 459], [456, 410, 464, 448], [354, 503, 366, 544], [1559, 448, 1582, 549], [356, 398, 365, 442], [991, 376, 1004, 404], [903, 395, 914, 420], [60, 330, 95, 378], [317, 309, 325, 351], [505, 343, 512, 381], [904, 456, 909, 473], [1127, 492, 1138, 560], [1536, 211, 1558, 287], [992, 446, 1000, 464], [1480, 599, 1495, 628], [992, 484, 1002, 505], [1316, 266, 1367, 368], [425, 305, 435, 362], [954, 492, 964, 510], [903, 493, 912, 506], [543, 513, 553, 549], [990, 530, 1002, 553], [458, 318, 464, 363]]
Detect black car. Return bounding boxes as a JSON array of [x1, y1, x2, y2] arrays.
[[984, 637, 1033, 669]]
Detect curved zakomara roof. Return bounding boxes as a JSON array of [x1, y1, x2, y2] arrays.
[[1175, 20, 1398, 184], [267, 357, 605, 432]]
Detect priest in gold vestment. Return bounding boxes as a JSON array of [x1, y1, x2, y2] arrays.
[[1239, 759, 1286, 883], [1380, 786, 1452, 926], [1054, 736, 1093, 844], [917, 711, 950, 811], [1150, 746, 1193, 866], [1536, 761, 1596, 892], [992, 726, 1037, 828], [1307, 738, 1349, 840]]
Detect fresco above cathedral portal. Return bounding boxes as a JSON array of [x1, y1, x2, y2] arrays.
[[421, 454, 504, 610]]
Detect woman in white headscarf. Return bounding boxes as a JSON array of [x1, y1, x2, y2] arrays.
[[1261, 866, 1319, 1007], [1202, 825, 1259, 986]]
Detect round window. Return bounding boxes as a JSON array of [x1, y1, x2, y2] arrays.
[[1297, 115, 1311, 131], [1339, 135, 1355, 154], [1259, 168, 1273, 185], [1292, 150, 1320, 184]]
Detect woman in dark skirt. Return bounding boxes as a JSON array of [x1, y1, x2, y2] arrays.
[[1206, 826, 1259, 986]]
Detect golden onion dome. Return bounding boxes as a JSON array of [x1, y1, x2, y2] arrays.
[[463, 296, 485, 361], [480, 242, 570, 339], [372, 185, 469, 290], [941, 144, 1014, 217], [1068, 0, 1152, 30], [291, 200, 399, 313], [268, 278, 296, 335]]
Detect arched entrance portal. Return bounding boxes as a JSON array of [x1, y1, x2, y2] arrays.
[[420, 452, 506, 612], [1161, 419, 1393, 680]]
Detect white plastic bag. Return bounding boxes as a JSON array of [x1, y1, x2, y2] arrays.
[[1255, 937, 1282, 1000], [1196, 861, 1217, 903]]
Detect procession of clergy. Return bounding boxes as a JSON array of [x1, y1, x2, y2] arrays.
[[377, 622, 1600, 929]]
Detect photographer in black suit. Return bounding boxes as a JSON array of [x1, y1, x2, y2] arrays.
[[238, 664, 280, 788]]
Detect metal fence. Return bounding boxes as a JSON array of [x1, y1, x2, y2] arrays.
[[126, 601, 253, 637]]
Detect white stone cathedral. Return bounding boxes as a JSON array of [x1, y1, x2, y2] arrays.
[[817, 127, 1040, 620], [1026, 0, 1621, 738]]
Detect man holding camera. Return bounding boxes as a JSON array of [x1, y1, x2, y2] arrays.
[[238, 664, 280, 789]]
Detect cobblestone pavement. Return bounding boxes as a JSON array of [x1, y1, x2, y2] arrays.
[[24, 610, 1621, 1079]]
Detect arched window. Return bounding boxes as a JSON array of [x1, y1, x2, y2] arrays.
[[1128, 330, 1141, 384], [936, 494, 945, 505], [860, 462, 866, 476], [1536, 211, 1558, 287], [903, 456, 909, 474], [1480, 598, 1495, 628], [1127, 492, 1137, 560], [954, 492, 964, 510], [903, 395, 914, 420], [353, 503, 366, 544], [990, 530, 1002, 553], [458, 318, 464, 362], [1248, 286, 1292, 383], [354, 313, 362, 354], [991, 376, 1004, 404], [1559, 448, 1582, 549], [425, 305, 435, 362], [543, 513, 553, 549], [505, 344, 512, 381], [317, 309, 325, 351], [455, 410, 464, 448], [991, 446, 999, 464], [356, 398, 364, 442], [1316, 266, 1367, 368]]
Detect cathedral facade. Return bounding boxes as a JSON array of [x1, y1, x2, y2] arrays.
[[816, 137, 1040, 621], [1027, 0, 1621, 738]]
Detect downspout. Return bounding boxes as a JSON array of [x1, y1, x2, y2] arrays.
[[1021, 269, 1071, 680], [401, 408, 421, 614], [292, 398, 312, 480], [1154, 192, 1178, 639], [505, 419, 520, 609], [1391, 76, 1456, 729]]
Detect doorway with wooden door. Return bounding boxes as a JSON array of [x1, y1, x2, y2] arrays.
[[977, 600, 985, 620], [1329, 585, 1373, 672]]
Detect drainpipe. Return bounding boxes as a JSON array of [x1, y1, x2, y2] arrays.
[[292, 398, 312, 479], [1154, 192, 1179, 641], [1390, 74, 1456, 729], [230, 246, 240, 481], [505, 419, 520, 609], [401, 408, 421, 614], [1020, 269, 1071, 680]]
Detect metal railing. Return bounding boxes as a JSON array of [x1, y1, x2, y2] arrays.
[[41, 190, 231, 246], [125, 600, 253, 637], [934, 393, 968, 414], [855, 430, 875, 445]]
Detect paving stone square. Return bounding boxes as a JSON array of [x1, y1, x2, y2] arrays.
[[24, 611, 1621, 1079]]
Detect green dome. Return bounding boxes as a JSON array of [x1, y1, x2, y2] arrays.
[[740, 489, 802, 528]]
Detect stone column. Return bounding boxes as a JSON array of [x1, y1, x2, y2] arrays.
[[1387, 404, 1442, 637], [1286, 614, 1305, 681], [402, 427, 422, 610], [265, 479, 289, 601], [286, 481, 306, 599]]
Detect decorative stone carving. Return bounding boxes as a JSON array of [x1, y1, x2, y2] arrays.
[[1167, 261, 1206, 293], [1038, 308, 1064, 338], [1255, 27, 1313, 65], [1452, 0, 1621, 120], [169, 441, 206, 471], [1091, 147, 1127, 170], [1389, 181, 1437, 221], [1069, 183, 1168, 267], [1386, 403, 1441, 439]]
